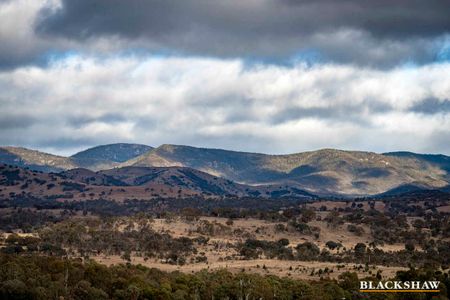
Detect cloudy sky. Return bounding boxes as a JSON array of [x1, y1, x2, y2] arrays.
[[1, 0, 450, 156]]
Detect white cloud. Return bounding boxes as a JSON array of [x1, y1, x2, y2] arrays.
[[0, 0, 61, 67], [0, 54, 449, 155], [1, 0, 450, 69]]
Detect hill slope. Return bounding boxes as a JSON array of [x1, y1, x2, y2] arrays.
[[0, 147, 77, 172], [72, 143, 153, 163], [1, 164, 314, 201], [71, 143, 153, 170], [0, 144, 153, 173], [1, 144, 449, 196], [384, 151, 450, 177], [128, 145, 449, 196]]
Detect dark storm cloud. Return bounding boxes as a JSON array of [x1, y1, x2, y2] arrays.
[[0, 114, 37, 129], [37, 0, 450, 40], [282, 0, 450, 39], [0, 48, 39, 70], [270, 100, 393, 126], [411, 98, 450, 114], [34, 0, 450, 65]]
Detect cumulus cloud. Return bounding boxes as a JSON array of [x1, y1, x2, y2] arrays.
[[1, 1, 449, 155], [0, 0, 49, 68], [0, 54, 449, 155], [33, 0, 450, 66], [410, 97, 450, 114], [1, 0, 449, 68], [0, 0, 143, 69]]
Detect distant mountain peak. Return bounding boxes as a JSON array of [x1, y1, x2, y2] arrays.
[[71, 143, 153, 163], [0, 143, 449, 196], [0, 146, 77, 172], [126, 144, 450, 196]]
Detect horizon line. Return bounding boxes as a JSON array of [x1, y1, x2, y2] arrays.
[[1, 143, 448, 158]]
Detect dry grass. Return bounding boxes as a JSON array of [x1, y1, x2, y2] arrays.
[[93, 255, 406, 281], [307, 200, 386, 211], [147, 216, 405, 251], [89, 216, 412, 280]]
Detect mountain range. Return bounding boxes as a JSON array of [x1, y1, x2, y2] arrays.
[[0, 143, 151, 172], [1, 143, 449, 197], [0, 163, 313, 202]]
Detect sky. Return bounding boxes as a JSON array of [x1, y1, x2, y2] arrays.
[[0, 0, 449, 156]]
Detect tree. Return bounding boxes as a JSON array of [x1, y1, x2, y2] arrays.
[[0, 279, 33, 300], [405, 241, 415, 252], [354, 243, 366, 257], [296, 242, 320, 259], [72, 280, 108, 300], [325, 241, 341, 250], [277, 238, 290, 247], [300, 209, 316, 223], [338, 272, 359, 291]]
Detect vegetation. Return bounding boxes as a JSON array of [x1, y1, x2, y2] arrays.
[[1, 162, 450, 298], [0, 254, 448, 299]]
